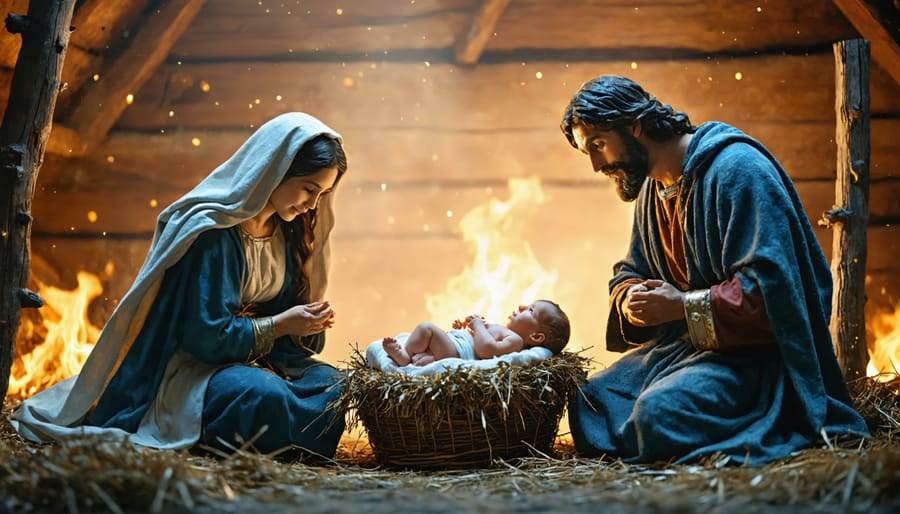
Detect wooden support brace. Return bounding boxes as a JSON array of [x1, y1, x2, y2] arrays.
[[455, 0, 510, 65], [829, 39, 871, 381], [0, 0, 76, 399]]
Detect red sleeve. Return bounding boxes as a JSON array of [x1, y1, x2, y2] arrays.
[[710, 276, 775, 349]]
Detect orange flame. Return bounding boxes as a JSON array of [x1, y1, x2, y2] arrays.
[[867, 304, 900, 384], [10, 271, 103, 399], [426, 176, 558, 325]]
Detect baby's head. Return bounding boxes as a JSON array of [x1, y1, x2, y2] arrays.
[[532, 299, 570, 354], [507, 300, 570, 354]]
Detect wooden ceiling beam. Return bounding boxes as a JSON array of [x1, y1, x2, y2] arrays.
[[64, 0, 206, 150], [46, 123, 84, 157], [67, 0, 151, 50], [832, 0, 900, 85], [41, 0, 150, 157], [454, 0, 510, 65]]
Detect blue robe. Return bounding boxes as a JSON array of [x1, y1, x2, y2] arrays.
[[86, 227, 345, 457], [570, 122, 869, 464]]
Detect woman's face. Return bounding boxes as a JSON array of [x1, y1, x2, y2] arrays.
[[269, 165, 340, 222]]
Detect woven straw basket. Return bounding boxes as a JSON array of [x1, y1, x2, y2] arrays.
[[338, 351, 589, 469]]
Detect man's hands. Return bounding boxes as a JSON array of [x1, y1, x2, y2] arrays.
[[622, 280, 685, 327], [273, 300, 335, 338]]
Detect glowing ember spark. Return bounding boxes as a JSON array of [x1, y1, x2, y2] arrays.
[[426, 177, 557, 324]]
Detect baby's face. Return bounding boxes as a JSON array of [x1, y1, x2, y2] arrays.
[[507, 303, 542, 338]]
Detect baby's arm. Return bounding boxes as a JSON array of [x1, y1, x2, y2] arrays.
[[468, 317, 524, 359], [452, 315, 485, 330]]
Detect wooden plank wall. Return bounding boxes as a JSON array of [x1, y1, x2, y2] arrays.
[[9, 0, 899, 369]]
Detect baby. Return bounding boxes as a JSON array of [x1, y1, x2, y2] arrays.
[[382, 299, 570, 366]]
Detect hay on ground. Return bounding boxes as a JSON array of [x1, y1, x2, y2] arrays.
[[0, 375, 897, 513]]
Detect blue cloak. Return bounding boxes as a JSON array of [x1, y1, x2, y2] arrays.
[[87, 226, 345, 457], [570, 122, 869, 464]]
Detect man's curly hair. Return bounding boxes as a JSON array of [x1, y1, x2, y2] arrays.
[[561, 75, 696, 147]]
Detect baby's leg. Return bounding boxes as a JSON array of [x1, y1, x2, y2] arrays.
[[411, 352, 436, 366], [382, 336, 411, 366], [406, 322, 460, 361]]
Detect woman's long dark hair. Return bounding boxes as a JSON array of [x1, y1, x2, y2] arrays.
[[279, 134, 347, 302], [561, 75, 695, 147]]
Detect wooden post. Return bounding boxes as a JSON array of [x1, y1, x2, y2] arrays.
[[0, 0, 77, 399], [822, 39, 870, 380]]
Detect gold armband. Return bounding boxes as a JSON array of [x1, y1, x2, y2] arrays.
[[683, 289, 718, 351], [248, 316, 276, 362]]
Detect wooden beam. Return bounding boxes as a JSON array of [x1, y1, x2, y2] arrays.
[[45, 123, 83, 157], [65, 0, 206, 149], [833, 0, 900, 85], [824, 39, 871, 381], [118, 56, 888, 129], [54, 0, 154, 116], [33, 117, 900, 190], [0, 0, 76, 400], [454, 0, 509, 65], [67, 0, 151, 50], [166, 0, 855, 59]]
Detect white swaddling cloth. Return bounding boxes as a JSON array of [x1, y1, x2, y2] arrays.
[[364, 337, 553, 377]]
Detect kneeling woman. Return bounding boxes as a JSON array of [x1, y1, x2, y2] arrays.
[[14, 113, 348, 459]]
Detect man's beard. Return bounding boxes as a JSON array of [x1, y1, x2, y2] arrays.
[[601, 131, 649, 202]]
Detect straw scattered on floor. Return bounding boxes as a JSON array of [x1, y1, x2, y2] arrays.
[[1, 375, 898, 513]]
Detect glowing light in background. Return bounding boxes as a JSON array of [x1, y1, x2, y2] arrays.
[[426, 177, 557, 326], [10, 273, 103, 399], [868, 305, 900, 388]]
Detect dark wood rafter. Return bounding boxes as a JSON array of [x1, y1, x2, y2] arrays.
[[0, 0, 77, 398], [832, 0, 900, 85], [823, 39, 871, 381], [454, 0, 509, 65], [44, 0, 153, 157], [64, 0, 206, 151], [45, 121, 82, 156]]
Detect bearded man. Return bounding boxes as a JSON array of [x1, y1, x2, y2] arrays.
[[561, 75, 868, 464]]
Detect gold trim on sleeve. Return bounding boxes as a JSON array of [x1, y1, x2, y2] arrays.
[[683, 289, 718, 351], [248, 316, 276, 362]]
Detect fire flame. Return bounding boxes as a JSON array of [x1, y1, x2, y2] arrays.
[[426, 176, 558, 325], [10, 271, 103, 399], [867, 304, 900, 384]]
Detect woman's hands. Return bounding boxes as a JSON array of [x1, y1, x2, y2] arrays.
[[623, 280, 685, 327], [273, 300, 335, 338]]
